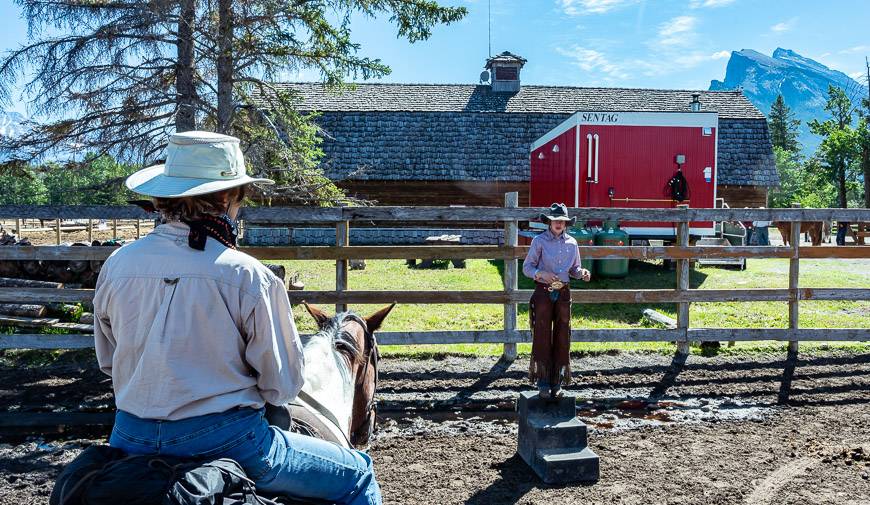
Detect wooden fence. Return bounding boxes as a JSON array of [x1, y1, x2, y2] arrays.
[[1, 198, 869, 358]]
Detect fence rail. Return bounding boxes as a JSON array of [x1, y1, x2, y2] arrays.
[[1, 199, 869, 355], [3, 204, 870, 223]]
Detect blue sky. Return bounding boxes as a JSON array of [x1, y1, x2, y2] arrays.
[[1, 0, 869, 116]]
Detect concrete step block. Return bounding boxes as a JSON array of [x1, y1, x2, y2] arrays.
[[518, 416, 589, 453], [534, 447, 600, 484], [516, 390, 576, 420]]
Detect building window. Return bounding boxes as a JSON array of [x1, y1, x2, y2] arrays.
[[495, 66, 518, 81]]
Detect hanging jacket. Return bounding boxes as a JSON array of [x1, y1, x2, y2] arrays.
[[667, 170, 689, 202]]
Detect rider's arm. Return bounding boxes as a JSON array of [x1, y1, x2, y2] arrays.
[[522, 237, 543, 280], [93, 259, 115, 377], [243, 277, 305, 406]]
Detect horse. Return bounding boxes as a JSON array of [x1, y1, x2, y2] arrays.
[[266, 301, 395, 449], [774, 221, 830, 246]]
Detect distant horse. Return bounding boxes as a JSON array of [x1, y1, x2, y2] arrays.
[[267, 302, 395, 449], [774, 221, 830, 246]]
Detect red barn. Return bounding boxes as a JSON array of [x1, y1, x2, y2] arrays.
[[530, 110, 719, 238]]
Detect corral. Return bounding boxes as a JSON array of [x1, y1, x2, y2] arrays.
[[0, 201, 869, 504]]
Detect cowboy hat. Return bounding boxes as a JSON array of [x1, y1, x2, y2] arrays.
[[540, 203, 576, 225], [125, 131, 274, 198]]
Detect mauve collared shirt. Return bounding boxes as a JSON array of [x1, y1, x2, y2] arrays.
[[522, 229, 584, 283], [93, 222, 304, 421]]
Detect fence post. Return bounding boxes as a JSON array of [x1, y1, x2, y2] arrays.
[[55, 219, 61, 245], [502, 192, 519, 362], [87, 219, 93, 243], [779, 203, 802, 403], [676, 204, 690, 355], [15, 218, 21, 236], [788, 203, 801, 353], [135, 220, 141, 239], [112, 219, 118, 240], [336, 219, 349, 313]]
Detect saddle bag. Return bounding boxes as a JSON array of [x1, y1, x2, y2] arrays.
[[50, 444, 281, 505]]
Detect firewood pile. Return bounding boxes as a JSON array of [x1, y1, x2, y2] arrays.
[[0, 229, 303, 335], [0, 228, 122, 288], [0, 276, 94, 333]]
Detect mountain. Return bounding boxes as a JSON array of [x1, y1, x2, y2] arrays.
[[0, 110, 29, 138], [710, 48, 864, 153]]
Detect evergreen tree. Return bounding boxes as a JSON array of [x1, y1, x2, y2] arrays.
[[768, 94, 801, 152], [0, 0, 466, 204]]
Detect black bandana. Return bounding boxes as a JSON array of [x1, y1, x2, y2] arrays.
[[180, 214, 238, 251]]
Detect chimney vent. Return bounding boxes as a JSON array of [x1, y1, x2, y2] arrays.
[[485, 51, 527, 93], [690, 93, 702, 112]]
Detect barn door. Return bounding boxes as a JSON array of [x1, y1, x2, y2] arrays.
[[529, 127, 577, 208]]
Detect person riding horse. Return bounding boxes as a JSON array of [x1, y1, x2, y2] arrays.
[[93, 131, 381, 504], [523, 203, 591, 399]]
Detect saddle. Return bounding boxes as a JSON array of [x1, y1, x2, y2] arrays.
[[50, 445, 289, 505]]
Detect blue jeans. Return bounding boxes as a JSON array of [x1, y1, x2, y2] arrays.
[[109, 407, 381, 505]]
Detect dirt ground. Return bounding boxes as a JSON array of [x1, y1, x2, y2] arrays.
[[1, 349, 869, 504]]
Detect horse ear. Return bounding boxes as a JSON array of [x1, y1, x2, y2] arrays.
[[365, 303, 396, 333], [302, 301, 330, 328]]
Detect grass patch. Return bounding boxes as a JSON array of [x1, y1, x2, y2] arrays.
[[268, 256, 870, 358]]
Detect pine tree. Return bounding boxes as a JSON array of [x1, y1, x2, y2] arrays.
[[0, 0, 466, 204], [768, 95, 801, 152]]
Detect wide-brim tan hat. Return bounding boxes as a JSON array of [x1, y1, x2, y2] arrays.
[[126, 131, 274, 198]]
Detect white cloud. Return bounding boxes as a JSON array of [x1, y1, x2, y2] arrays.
[[657, 16, 697, 47], [770, 18, 797, 33], [711, 50, 731, 60], [840, 45, 870, 54], [558, 0, 640, 15], [556, 45, 631, 81], [689, 0, 736, 8], [556, 44, 727, 84]]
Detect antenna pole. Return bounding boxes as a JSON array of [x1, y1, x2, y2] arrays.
[[488, 0, 492, 58], [865, 56, 869, 106]]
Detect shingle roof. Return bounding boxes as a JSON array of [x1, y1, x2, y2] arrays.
[[255, 83, 776, 187], [257, 83, 766, 119]]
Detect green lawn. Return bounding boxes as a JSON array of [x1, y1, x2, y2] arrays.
[[270, 257, 870, 357]]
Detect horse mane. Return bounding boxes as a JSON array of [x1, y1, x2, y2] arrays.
[[313, 312, 364, 366]]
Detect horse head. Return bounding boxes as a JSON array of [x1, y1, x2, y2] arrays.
[[300, 302, 394, 448]]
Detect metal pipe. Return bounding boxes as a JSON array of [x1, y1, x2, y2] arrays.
[[593, 134, 600, 183], [586, 133, 593, 180]]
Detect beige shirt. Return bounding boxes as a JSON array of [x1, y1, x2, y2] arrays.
[[94, 222, 304, 420]]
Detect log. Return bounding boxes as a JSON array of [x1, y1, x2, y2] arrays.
[[79, 312, 94, 324], [51, 322, 95, 332], [642, 309, 677, 329], [0, 277, 63, 288], [45, 303, 84, 318], [0, 303, 46, 318], [0, 315, 60, 328]]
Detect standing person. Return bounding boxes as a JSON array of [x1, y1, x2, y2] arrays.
[[94, 131, 381, 505], [751, 209, 772, 246], [522, 203, 591, 399]]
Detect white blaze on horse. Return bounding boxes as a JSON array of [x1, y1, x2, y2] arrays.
[[266, 302, 395, 449]]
